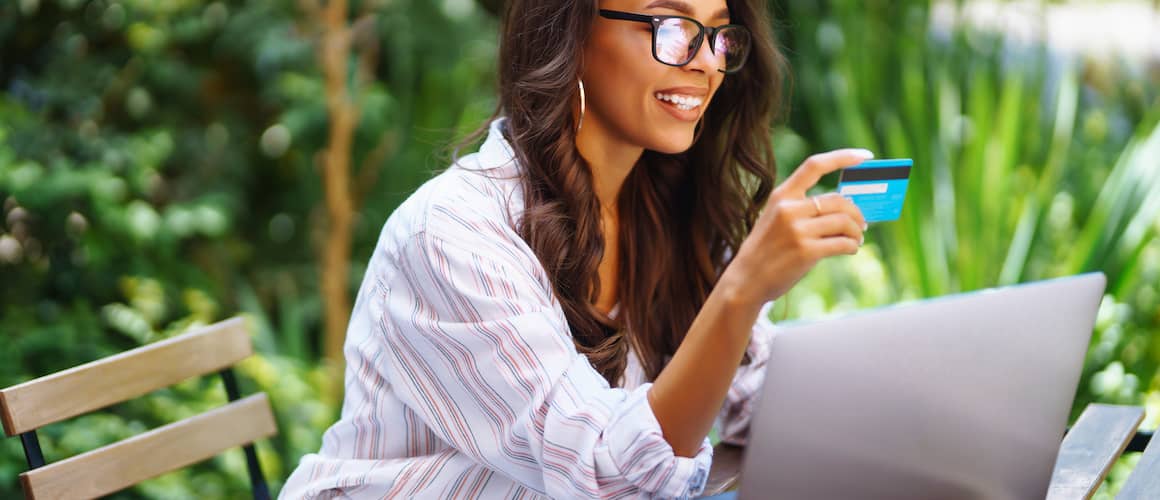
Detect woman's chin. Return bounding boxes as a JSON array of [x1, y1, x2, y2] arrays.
[[648, 131, 697, 155]]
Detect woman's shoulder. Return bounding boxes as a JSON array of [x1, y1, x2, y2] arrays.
[[389, 165, 521, 239], [376, 120, 528, 256]]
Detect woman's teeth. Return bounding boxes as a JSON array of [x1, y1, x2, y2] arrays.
[[655, 92, 703, 111]]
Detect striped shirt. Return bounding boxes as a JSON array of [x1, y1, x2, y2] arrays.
[[280, 119, 775, 499]]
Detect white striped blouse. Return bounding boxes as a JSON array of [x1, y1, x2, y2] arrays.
[[280, 119, 775, 499]]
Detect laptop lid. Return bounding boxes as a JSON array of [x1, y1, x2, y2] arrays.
[[738, 273, 1106, 500]]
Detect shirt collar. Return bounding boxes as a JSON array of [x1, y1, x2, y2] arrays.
[[460, 117, 516, 171]]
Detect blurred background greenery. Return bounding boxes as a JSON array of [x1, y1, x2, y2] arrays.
[[0, 0, 1157, 497]]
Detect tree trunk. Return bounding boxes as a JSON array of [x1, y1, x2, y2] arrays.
[[319, 0, 356, 376]]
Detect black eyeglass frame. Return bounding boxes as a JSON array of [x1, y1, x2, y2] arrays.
[[598, 9, 751, 74]]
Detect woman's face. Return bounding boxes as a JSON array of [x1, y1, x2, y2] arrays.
[[582, 0, 732, 155]]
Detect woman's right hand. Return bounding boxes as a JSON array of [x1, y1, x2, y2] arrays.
[[720, 149, 873, 307]]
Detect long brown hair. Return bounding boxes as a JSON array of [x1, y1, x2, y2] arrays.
[[485, 0, 786, 385]]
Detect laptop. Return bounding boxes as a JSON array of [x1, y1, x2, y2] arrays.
[[731, 273, 1106, 500]]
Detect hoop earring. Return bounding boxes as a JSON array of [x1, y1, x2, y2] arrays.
[[576, 80, 586, 133]]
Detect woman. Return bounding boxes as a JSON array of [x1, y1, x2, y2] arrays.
[[282, 0, 869, 497]]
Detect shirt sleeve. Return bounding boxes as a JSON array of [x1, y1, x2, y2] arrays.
[[376, 228, 712, 499], [716, 302, 776, 446]]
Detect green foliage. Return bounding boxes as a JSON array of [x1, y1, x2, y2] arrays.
[[771, 0, 1160, 413], [1, 0, 496, 497]]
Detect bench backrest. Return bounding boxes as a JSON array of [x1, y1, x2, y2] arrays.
[[0, 317, 277, 499]]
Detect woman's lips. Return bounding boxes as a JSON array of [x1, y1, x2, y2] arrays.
[[654, 91, 705, 122]]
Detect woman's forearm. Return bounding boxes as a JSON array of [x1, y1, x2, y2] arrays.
[[646, 151, 875, 457], [647, 281, 764, 457]]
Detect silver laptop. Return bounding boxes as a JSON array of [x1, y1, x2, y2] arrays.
[[738, 273, 1106, 500]]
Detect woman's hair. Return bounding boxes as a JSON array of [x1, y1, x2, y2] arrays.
[[489, 0, 786, 385]]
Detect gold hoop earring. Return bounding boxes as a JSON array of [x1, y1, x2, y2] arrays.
[[576, 80, 586, 133]]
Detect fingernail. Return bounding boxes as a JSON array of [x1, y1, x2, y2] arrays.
[[862, 223, 869, 231], [859, 236, 864, 247], [853, 149, 875, 159]]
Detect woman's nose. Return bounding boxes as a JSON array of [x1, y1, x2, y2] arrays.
[[685, 33, 724, 73]]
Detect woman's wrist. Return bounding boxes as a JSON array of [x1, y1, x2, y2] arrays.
[[714, 268, 767, 316]]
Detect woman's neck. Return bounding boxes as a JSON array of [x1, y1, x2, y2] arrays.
[[576, 120, 644, 214], [576, 119, 639, 315]]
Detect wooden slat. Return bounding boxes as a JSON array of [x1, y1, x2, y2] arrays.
[[1046, 404, 1144, 500], [0, 317, 251, 436], [704, 443, 743, 496], [1116, 428, 1160, 499], [19, 393, 277, 500]]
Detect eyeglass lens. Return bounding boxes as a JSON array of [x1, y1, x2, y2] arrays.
[[654, 18, 749, 72]]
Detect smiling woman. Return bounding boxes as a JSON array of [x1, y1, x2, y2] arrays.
[[280, 0, 873, 498]]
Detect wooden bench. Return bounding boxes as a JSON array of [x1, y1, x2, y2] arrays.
[[703, 404, 1156, 499], [0, 317, 277, 500]]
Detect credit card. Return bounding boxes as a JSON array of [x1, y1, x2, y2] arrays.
[[837, 159, 912, 223]]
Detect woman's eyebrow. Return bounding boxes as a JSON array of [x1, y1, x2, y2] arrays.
[[643, 0, 730, 20]]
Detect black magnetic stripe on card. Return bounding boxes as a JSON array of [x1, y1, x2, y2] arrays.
[[841, 166, 912, 182]]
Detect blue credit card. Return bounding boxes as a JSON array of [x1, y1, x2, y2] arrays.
[[837, 159, 912, 223]]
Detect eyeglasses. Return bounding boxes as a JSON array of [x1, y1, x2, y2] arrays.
[[598, 9, 751, 74]]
